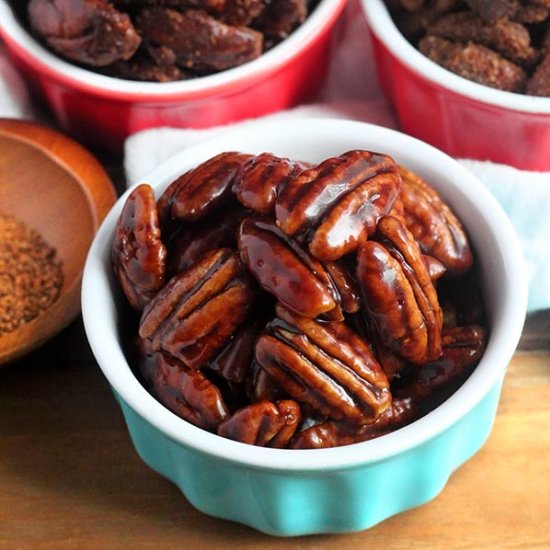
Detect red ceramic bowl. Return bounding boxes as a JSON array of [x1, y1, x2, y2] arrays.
[[362, 0, 550, 171], [0, 0, 346, 153]]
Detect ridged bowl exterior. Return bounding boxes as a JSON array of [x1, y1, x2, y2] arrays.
[[363, 0, 550, 171], [116, 378, 503, 536]]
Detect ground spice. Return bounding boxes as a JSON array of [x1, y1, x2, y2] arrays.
[[0, 213, 63, 336]]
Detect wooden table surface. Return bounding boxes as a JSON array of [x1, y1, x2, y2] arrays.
[[1, 308, 549, 549]]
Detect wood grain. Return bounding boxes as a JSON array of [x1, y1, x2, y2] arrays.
[[0, 314, 548, 550]]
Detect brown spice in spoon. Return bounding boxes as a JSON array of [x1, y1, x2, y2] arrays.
[[0, 214, 63, 335]]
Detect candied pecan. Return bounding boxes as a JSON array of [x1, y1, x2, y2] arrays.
[[428, 11, 539, 67], [221, 0, 266, 26], [513, 3, 549, 24], [113, 0, 226, 15], [247, 361, 288, 402], [135, 337, 230, 430], [166, 207, 245, 277], [255, 305, 391, 424], [237, 217, 343, 320], [419, 35, 527, 91], [394, 325, 486, 403], [289, 397, 415, 449], [275, 150, 401, 261], [158, 152, 253, 224], [112, 184, 167, 311], [398, 165, 473, 275], [356, 215, 443, 365], [464, 0, 519, 22], [102, 55, 187, 82], [252, 0, 308, 46], [218, 399, 301, 447], [231, 153, 304, 214], [324, 260, 362, 314], [207, 318, 263, 383], [28, 0, 141, 66], [139, 248, 256, 369], [526, 51, 550, 96], [136, 8, 263, 72]]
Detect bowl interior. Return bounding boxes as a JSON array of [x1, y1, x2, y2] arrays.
[[83, 118, 527, 470], [0, 120, 116, 364]]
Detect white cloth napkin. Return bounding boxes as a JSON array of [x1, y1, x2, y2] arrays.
[[2, 0, 549, 312]]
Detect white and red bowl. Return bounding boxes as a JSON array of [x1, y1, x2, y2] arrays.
[[0, 0, 346, 152], [362, 0, 550, 171]]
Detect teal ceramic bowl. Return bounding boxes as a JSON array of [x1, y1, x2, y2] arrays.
[[82, 119, 527, 536]]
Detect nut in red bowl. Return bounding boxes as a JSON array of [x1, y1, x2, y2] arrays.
[[362, 0, 550, 171], [0, 0, 346, 153]]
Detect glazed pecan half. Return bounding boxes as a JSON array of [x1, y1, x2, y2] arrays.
[[356, 215, 443, 365], [231, 153, 305, 214], [255, 305, 391, 424], [275, 150, 401, 261], [112, 184, 167, 311], [157, 152, 253, 224], [289, 397, 416, 449], [139, 248, 256, 369], [136, 338, 230, 431], [238, 217, 343, 320], [218, 399, 301, 447], [398, 166, 473, 275]]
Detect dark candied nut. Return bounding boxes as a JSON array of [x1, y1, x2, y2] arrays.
[[112, 184, 167, 311], [207, 318, 263, 383], [526, 52, 550, 96], [255, 305, 391, 424], [139, 248, 256, 369], [231, 153, 304, 214], [102, 55, 187, 82], [217, 400, 301, 447], [394, 325, 486, 402], [324, 260, 362, 313], [289, 398, 415, 449], [252, 0, 308, 45], [275, 150, 401, 261], [423, 255, 447, 282], [135, 337, 230, 430], [114, 0, 226, 15], [237, 217, 343, 320], [158, 152, 253, 224], [166, 207, 245, 277], [356, 215, 443, 365], [221, 0, 266, 26], [428, 12, 539, 67], [418, 35, 527, 92], [28, 0, 141, 67], [247, 361, 288, 402], [464, 0, 519, 22], [513, 3, 549, 24], [398, 165, 473, 276], [136, 8, 263, 72]]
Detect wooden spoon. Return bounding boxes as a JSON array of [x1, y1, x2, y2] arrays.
[[0, 118, 116, 364]]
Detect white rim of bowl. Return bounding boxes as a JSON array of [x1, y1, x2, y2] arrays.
[[82, 118, 528, 472], [363, 0, 550, 114], [0, 0, 345, 98]]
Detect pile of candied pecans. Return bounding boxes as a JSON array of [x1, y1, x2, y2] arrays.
[[112, 150, 487, 449], [385, 0, 550, 95], [26, 0, 311, 81]]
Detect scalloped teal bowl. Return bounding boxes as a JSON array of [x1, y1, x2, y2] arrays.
[[82, 119, 527, 536]]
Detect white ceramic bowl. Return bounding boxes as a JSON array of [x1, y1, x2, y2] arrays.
[[82, 118, 527, 535], [362, 0, 550, 170]]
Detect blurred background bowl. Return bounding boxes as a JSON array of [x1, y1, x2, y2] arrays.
[[362, 0, 550, 171], [82, 118, 527, 536], [0, 0, 346, 154], [0, 119, 116, 365]]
